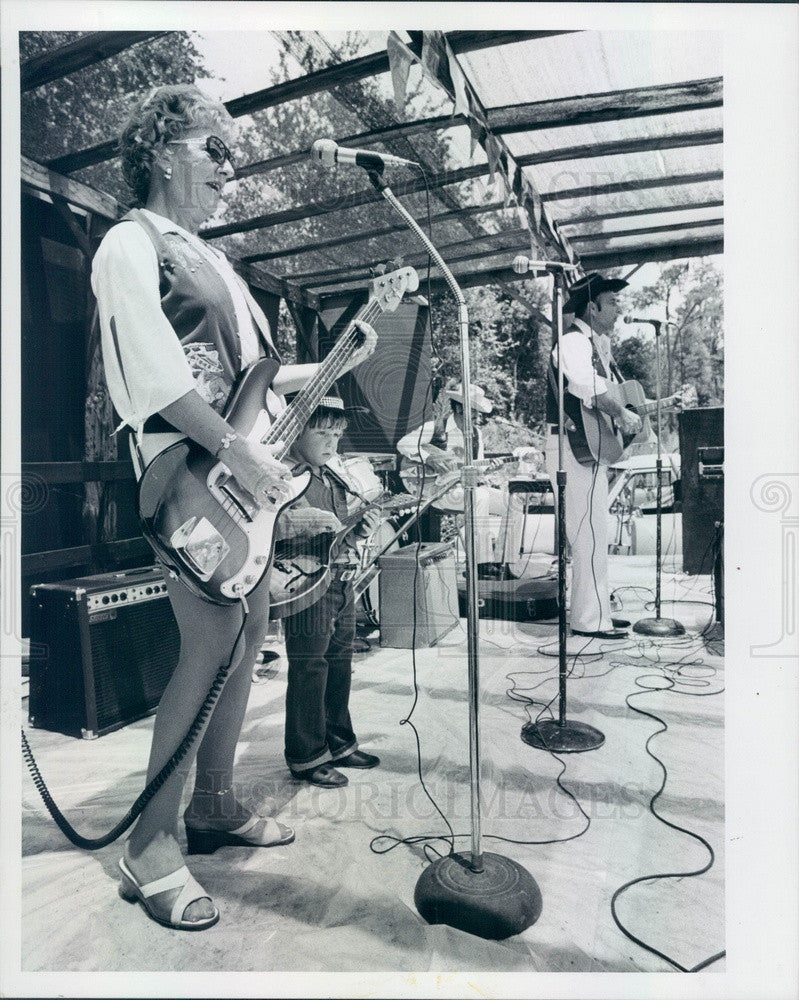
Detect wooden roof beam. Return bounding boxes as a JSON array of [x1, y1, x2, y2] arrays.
[[570, 217, 722, 245], [204, 168, 721, 241], [319, 235, 724, 304], [21, 31, 169, 91], [487, 77, 722, 134], [542, 170, 722, 203], [202, 162, 491, 239], [299, 231, 532, 287], [580, 237, 723, 269], [516, 128, 722, 166], [45, 32, 557, 174], [555, 197, 724, 228], [242, 201, 507, 263]]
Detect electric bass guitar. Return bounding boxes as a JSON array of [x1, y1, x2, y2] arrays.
[[137, 263, 419, 604], [268, 492, 416, 618], [569, 381, 695, 466]]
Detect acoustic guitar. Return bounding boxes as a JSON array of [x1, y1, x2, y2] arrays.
[[137, 263, 419, 605], [569, 381, 694, 466]]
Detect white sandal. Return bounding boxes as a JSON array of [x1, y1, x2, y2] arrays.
[[185, 814, 295, 855], [118, 857, 219, 930]]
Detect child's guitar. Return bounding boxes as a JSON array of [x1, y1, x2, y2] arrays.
[[268, 492, 416, 618], [137, 264, 419, 605]]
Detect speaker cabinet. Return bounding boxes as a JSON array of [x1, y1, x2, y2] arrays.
[[318, 299, 432, 453], [678, 407, 724, 574], [28, 566, 179, 739], [378, 542, 460, 648]]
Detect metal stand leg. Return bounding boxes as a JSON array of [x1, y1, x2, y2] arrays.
[[365, 170, 542, 938], [634, 321, 685, 638], [520, 267, 604, 753]]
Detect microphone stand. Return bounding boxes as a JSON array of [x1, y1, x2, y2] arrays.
[[364, 167, 541, 940], [633, 320, 685, 637], [520, 264, 605, 753]]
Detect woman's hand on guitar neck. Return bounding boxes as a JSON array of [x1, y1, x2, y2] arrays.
[[341, 320, 379, 373]]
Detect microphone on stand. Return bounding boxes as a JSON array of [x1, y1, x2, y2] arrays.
[[624, 316, 662, 329], [310, 138, 418, 171], [512, 255, 580, 276]]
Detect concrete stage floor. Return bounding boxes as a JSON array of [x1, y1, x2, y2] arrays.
[[18, 554, 724, 979]]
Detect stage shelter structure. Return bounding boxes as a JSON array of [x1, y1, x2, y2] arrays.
[[18, 29, 723, 630]]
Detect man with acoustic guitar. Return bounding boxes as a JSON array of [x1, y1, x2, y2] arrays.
[[545, 273, 642, 640]]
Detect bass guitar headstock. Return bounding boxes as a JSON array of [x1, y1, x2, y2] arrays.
[[368, 261, 420, 313]]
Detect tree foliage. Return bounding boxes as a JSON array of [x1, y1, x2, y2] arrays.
[[626, 259, 724, 406]]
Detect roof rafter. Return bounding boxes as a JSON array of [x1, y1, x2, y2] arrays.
[[555, 197, 724, 227], [516, 128, 722, 167], [542, 170, 722, 203], [570, 217, 722, 245], [21, 31, 168, 91], [487, 77, 722, 134], [580, 237, 723, 270], [44, 31, 571, 174], [242, 200, 508, 263], [294, 229, 532, 285], [204, 167, 722, 240]]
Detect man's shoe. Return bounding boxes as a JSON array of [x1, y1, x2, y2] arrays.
[[612, 618, 631, 629], [334, 750, 380, 769], [294, 764, 348, 788], [571, 628, 628, 640]]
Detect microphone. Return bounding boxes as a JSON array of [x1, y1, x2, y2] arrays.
[[512, 256, 580, 276], [311, 138, 418, 171], [624, 316, 662, 328]]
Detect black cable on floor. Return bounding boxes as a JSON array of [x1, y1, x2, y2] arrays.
[[609, 671, 725, 972]]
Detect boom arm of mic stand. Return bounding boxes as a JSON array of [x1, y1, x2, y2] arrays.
[[365, 170, 484, 871]]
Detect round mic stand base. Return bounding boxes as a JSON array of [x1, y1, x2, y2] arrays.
[[520, 718, 605, 753], [415, 852, 542, 940], [633, 616, 686, 637]]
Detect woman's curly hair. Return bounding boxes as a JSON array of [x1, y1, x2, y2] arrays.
[[119, 84, 233, 205]]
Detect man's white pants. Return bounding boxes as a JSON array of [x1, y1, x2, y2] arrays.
[[545, 432, 612, 633]]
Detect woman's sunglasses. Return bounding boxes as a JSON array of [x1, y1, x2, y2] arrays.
[[169, 135, 235, 174]]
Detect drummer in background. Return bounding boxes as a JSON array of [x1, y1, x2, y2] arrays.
[[396, 382, 507, 578]]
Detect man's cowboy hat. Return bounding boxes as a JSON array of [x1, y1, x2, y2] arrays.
[[563, 272, 628, 314], [445, 383, 494, 414]]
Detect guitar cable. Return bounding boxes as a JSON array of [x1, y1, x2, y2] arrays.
[[21, 597, 251, 850]]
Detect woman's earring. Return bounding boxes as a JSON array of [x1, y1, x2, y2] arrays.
[[163, 165, 172, 182]]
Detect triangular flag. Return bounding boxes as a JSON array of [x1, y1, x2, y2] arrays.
[[386, 31, 416, 108]]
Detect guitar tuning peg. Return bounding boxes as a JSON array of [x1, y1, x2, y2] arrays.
[[371, 262, 387, 277], [388, 257, 404, 271]]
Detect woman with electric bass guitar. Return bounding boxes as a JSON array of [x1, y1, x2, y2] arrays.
[[91, 85, 389, 931]]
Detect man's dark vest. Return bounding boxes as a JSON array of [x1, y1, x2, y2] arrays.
[[545, 325, 612, 453], [119, 209, 279, 431]]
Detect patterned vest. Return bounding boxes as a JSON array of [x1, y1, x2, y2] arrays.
[[120, 209, 278, 426]]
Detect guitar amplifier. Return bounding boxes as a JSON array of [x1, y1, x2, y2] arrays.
[[678, 407, 724, 574], [28, 566, 180, 739], [378, 542, 460, 648]]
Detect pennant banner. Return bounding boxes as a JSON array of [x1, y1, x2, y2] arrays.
[[386, 31, 416, 108]]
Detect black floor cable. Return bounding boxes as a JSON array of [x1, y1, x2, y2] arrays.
[[21, 601, 250, 850], [609, 670, 725, 972]]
